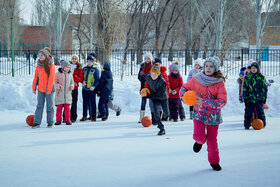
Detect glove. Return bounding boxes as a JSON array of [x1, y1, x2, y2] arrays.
[[172, 90, 177, 95]]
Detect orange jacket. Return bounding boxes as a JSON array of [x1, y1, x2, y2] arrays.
[[32, 59, 55, 93]]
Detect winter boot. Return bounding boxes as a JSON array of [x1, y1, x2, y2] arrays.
[[80, 116, 88, 121], [138, 110, 145, 123], [162, 116, 168, 121], [116, 109, 121, 116], [210, 164, 222, 171], [65, 121, 72, 125], [151, 112, 157, 125], [55, 121, 62, 125], [47, 124, 53, 128], [158, 129, 166, 136], [32, 123, 40, 129], [193, 142, 202, 153], [190, 111, 193, 120], [91, 115, 96, 122]]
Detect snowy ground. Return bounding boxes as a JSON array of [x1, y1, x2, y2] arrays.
[[0, 74, 280, 187]]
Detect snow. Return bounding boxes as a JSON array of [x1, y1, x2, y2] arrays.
[[0, 73, 280, 187]]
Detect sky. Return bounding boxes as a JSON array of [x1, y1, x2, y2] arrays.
[[19, 0, 33, 24]]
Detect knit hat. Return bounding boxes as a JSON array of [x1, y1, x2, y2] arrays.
[[103, 62, 111, 70], [89, 52, 97, 59], [60, 60, 70, 69], [39, 47, 51, 58], [144, 52, 153, 62], [251, 62, 259, 70], [171, 64, 179, 72], [240, 67, 246, 71], [239, 71, 245, 76], [150, 64, 161, 75], [193, 58, 202, 67], [87, 55, 94, 62], [204, 56, 221, 71], [154, 57, 162, 64], [71, 55, 79, 62]]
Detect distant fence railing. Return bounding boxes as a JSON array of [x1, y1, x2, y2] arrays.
[[0, 49, 279, 77]]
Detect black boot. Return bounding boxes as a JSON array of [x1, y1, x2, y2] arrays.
[[55, 121, 61, 125], [162, 116, 168, 121], [116, 109, 121, 116], [80, 116, 87, 121], [91, 115, 96, 122], [65, 121, 72, 125], [193, 142, 202, 153], [158, 129, 166, 136], [102, 116, 108, 121], [210, 164, 222, 171], [32, 123, 40, 129], [151, 113, 157, 125]]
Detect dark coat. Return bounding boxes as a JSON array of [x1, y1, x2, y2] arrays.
[[145, 74, 168, 101], [96, 65, 113, 100]]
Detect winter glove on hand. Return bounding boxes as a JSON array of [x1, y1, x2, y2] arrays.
[[172, 90, 177, 95]]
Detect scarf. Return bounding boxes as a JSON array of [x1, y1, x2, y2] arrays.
[[170, 72, 180, 78], [195, 72, 224, 86]]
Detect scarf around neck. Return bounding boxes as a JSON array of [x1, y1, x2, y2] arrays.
[[195, 72, 224, 86]]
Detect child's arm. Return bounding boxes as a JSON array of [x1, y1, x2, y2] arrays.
[[179, 79, 193, 97], [91, 68, 100, 89], [47, 64, 56, 94], [55, 73, 63, 90], [73, 69, 83, 83], [70, 75, 74, 90], [32, 66, 39, 93]]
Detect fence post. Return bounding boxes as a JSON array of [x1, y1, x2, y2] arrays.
[[131, 49, 133, 76], [241, 49, 243, 68], [28, 49, 31, 75]]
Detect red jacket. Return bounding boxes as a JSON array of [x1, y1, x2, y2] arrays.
[[72, 62, 83, 90], [160, 66, 169, 92], [168, 73, 183, 99]]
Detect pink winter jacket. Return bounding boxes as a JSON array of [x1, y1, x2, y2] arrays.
[[180, 75, 227, 125]]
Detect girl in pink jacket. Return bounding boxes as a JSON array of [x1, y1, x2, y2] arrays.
[[180, 56, 227, 171]]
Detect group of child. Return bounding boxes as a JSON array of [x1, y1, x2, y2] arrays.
[[32, 47, 121, 129]]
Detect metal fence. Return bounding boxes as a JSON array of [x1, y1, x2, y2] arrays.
[[0, 49, 280, 77]]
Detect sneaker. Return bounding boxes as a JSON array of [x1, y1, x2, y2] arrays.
[[55, 121, 62, 125], [193, 142, 202, 153], [210, 164, 222, 171], [65, 121, 72, 125], [47, 124, 53, 128], [80, 116, 87, 121], [32, 123, 40, 129], [116, 110, 121, 116], [158, 129, 166, 136]]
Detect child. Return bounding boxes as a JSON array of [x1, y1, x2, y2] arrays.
[[96, 62, 113, 121], [70, 55, 83, 122], [145, 64, 169, 135], [32, 47, 55, 128], [54, 60, 74, 125], [237, 70, 245, 103], [186, 58, 202, 119], [80, 55, 100, 122], [138, 52, 153, 123], [243, 62, 267, 129], [180, 56, 227, 171], [168, 63, 183, 122]]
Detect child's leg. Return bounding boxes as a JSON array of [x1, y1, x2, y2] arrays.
[[45, 92, 54, 125], [152, 100, 164, 130], [206, 125, 220, 165], [140, 97, 147, 110], [255, 101, 266, 127], [244, 102, 255, 128], [71, 89, 78, 121], [56, 104, 63, 122], [89, 91, 97, 119], [178, 100, 185, 119], [64, 104, 71, 122], [105, 99, 109, 117], [169, 98, 179, 120], [98, 97, 106, 117], [82, 89, 89, 117], [160, 99, 169, 119], [34, 91, 46, 125], [193, 120, 207, 144]]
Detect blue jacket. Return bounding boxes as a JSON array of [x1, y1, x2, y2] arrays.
[[96, 62, 113, 99], [82, 65, 100, 90]]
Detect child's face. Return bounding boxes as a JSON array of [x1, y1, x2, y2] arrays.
[[71, 57, 78, 64], [204, 62, 215, 76], [63, 65, 71, 72], [39, 53, 46, 61], [195, 64, 201, 70], [145, 57, 151, 63], [251, 66, 258, 73], [151, 72, 159, 80], [239, 74, 244, 79], [87, 61, 93, 66], [172, 70, 178, 74]]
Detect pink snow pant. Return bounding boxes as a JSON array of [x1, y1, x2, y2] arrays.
[[193, 120, 220, 165], [56, 104, 71, 122]]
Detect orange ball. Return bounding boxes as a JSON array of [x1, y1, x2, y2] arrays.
[[252, 119, 264, 130], [140, 88, 150, 97], [141, 116, 152, 127], [182, 91, 197, 106], [26, 115, 34, 126]]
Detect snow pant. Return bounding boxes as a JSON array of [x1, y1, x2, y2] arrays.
[[34, 91, 54, 125], [71, 89, 78, 121], [193, 120, 220, 165], [244, 100, 266, 128], [82, 89, 96, 118], [108, 100, 121, 112], [56, 104, 71, 122], [98, 97, 109, 118], [179, 100, 185, 119], [169, 98, 180, 120], [152, 99, 169, 130], [149, 99, 169, 117]]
